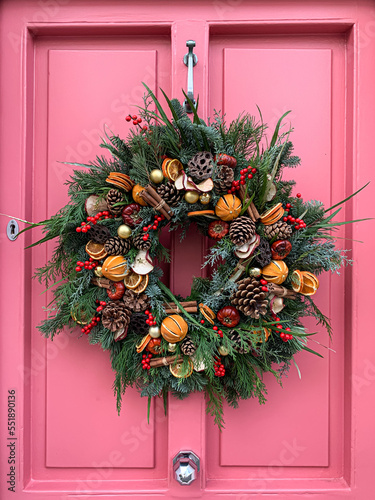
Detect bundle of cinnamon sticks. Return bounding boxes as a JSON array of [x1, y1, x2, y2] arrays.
[[268, 283, 296, 299], [238, 185, 260, 222], [149, 355, 183, 368], [164, 301, 197, 314], [139, 185, 172, 220]]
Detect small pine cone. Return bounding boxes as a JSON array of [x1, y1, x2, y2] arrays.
[[122, 289, 150, 313], [231, 277, 268, 319], [102, 301, 131, 332], [180, 336, 196, 356], [89, 224, 111, 244], [156, 183, 182, 207], [229, 331, 249, 354], [214, 165, 234, 193], [253, 238, 272, 268], [132, 232, 152, 251], [188, 151, 213, 181], [229, 216, 256, 246], [263, 221, 292, 240], [104, 236, 131, 256], [129, 313, 149, 336], [106, 189, 124, 216]]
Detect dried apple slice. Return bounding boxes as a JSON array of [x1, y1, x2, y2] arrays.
[[131, 250, 154, 275]]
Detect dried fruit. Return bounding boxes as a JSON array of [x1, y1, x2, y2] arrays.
[[199, 303, 216, 325], [85, 241, 108, 260], [124, 271, 142, 290], [271, 240, 292, 260], [208, 220, 229, 240], [121, 203, 142, 228], [132, 185, 148, 206], [169, 358, 194, 378], [260, 203, 284, 225], [261, 260, 289, 284], [161, 314, 188, 343], [215, 194, 242, 221], [102, 256, 130, 282], [131, 250, 154, 275], [217, 305, 240, 327], [106, 281, 126, 300], [146, 338, 161, 354]]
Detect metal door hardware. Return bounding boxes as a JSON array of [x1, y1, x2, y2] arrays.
[[6, 219, 19, 241], [183, 40, 198, 113], [173, 450, 200, 485]]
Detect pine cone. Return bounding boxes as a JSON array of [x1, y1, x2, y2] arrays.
[[156, 183, 182, 207], [214, 165, 234, 193], [231, 277, 268, 319], [106, 189, 124, 216], [229, 216, 256, 246], [122, 289, 150, 313], [263, 221, 292, 240], [89, 224, 110, 244], [229, 331, 249, 354], [132, 232, 152, 251], [188, 151, 213, 181], [104, 236, 131, 256], [180, 336, 196, 356], [102, 301, 131, 332], [129, 313, 149, 336], [253, 238, 272, 268]]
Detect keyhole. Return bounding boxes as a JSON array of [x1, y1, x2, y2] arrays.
[[10, 223, 15, 235]]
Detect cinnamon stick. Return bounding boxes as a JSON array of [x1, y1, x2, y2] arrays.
[[149, 355, 183, 368], [91, 277, 111, 289], [268, 284, 296, 299], [239, 185, 260, 222], [144, 185, 173, 220], [164, 307, 198, 314]]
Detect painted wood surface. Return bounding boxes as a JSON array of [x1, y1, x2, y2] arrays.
[[0, 1, 374, 498]]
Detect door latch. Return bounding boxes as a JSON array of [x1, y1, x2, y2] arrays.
[[173, 450, 200, 485], [183, 40, 198, 113], [6, 219, 19, 241]]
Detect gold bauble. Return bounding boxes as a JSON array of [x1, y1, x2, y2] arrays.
[[199, 193, 211, 205], [184, 191, 200, 204], [168, 342, 177, 353], [117, 224, 132, 239], [248, 267, 261, 278], [149, 326, 161, 338], [150, 169, 164, 184], [218, 345, 229, 356], [94, 266, 103, 277]]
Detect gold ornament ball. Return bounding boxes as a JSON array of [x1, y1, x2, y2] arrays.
[[117, 224, 132, 239], [248, 267, 261, 278], [184, 191, 200, 204], [218, 345, 229, 356], [94, 266, 103, 277], [150, 169, 164, 184], [168, 342, 177, 353], [149, 326, 161, 338], [199, 192, 211, 205]]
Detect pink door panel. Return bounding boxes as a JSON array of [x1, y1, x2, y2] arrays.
[[0, 1, 374, 499]]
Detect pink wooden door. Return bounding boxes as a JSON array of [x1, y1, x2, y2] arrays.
[[1, 1, 374, 498]]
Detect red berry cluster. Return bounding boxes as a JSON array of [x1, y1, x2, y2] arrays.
[[142, 353, 152, 370], [282, 196, 307, 231], [81, 305, 104, 335], [144, 310, 157, 326], [75, 258, 99, 272], [76, 211, 112, 233], [142, 214, 164, 241], [96, 300, 107, 313], [214, 357, 226, 377], [227, 166, 257, 194], [200, 319, 223, 338], [260, 278, 269, 292], [125, 114, 148, 131], [272, 313, 294, 342]]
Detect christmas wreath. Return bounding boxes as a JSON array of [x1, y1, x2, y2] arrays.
[[23, 85, 365, 428]]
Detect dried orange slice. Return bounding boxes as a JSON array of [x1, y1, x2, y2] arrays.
[[291, 270, 304, 293], [85, 241, 107, 259], [70, 306, 89, 325], [199, 303, 216, 325], [300, 271, 319, 296], [166, 159, 183, 181], [161, 158, 171, 177], [188, 210, 217, 218], [136, 334, 151, 353], [169, 358, 194, 378], [260, 203, 284, 225], [124, 271, 143, 290], [132, 273, 149, 294]]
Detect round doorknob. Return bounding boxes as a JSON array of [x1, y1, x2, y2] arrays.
[[173, 450, 200, 486]]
